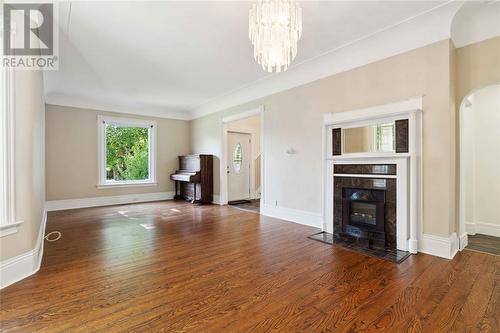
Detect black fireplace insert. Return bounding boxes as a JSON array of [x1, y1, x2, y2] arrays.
[[342, 187, 386, 247]]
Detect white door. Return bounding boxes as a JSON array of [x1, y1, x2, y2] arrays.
[[227, 132, 251, 201]]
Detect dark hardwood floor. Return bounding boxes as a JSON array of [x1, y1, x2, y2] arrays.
[[467, 234, 500, 256], [1, 201, 499, 332]]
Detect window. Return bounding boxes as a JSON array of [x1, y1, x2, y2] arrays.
[[97, 116, 156, 188], [373, 123, 395, 152], [0, 67, 22, 236], [233, 142, 242, 173]]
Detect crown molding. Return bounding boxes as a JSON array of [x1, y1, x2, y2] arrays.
[[189, 1, 463, 120], [45, 1, 499, 122], [45, 94, 191, 121]]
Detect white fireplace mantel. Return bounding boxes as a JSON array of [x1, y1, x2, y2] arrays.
[[322, 97, 423, 253]]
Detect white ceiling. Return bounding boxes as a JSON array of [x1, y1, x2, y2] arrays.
[[43, 1, 498, 119]]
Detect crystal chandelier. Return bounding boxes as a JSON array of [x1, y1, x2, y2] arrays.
[[249, 0, 303, 73]]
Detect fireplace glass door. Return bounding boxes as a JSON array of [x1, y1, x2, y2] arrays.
[[342, 188, 386, 234], [350, 201, 377, 226]]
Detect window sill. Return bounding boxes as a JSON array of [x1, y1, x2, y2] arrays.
[[0, 221, 24, 237], [97, 181, 158, 189]]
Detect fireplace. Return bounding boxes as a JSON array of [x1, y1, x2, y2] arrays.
[[333, 165, 397, 250], [320, 101, 423, 259], [342, 187, 386, 248]]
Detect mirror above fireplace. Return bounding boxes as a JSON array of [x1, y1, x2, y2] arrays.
[[343, 122, 395, 154]]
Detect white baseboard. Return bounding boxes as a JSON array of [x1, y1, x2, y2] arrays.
[[459, 232, 468, 250], [466, 221, 500, 237], [419, 232, 458, 259], [261, 203, 322, 229], [408, 239, 418, 254], [466, 222, 476, 235], [250, 193, 261, 200], [212, 194, 222, 205], [45, 191, 175, 211], [0, 208, 47, 289]]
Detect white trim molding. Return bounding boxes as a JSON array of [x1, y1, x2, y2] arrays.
[[0, 208, 47, 289], [212, 195, 222, 205], [459, 232, 468, 250], [97, 115, 157, 188], [419, 232, 459, 260], [0, 62, 23, 236], [45, 97, 191, 121], [261, 204, 323, 229], [190, 3, 462, 118], [324, 97, 423, 126], [46, 192, 175, 211], [466, 221, 500, 238], [0, 221, 23, 237]]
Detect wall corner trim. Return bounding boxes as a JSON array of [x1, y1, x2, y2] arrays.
[[261, 203, 323, 229], [459, 232, 469, 250], [45, 192, 175, 212], [419, 232, 459, 259], [212, 195, 222, 205], [0, 208, 47, 289]]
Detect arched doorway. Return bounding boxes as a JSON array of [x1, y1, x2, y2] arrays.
[[459, 84, 500, 255]]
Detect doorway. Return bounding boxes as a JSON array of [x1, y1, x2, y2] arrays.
[[221, 107, 263, 213], [459, 84, 500, 256]]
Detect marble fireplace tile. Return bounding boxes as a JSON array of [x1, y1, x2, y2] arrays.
[[308, 232, 410, 264], [333, 176, 397, 250]]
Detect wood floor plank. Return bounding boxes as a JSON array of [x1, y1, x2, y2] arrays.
[[1, 201, 499, 332]]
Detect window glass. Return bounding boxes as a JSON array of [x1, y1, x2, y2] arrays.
[[233, 142, 242, 173], [106, 125, 149, 181], [374, 123, 395, 152]]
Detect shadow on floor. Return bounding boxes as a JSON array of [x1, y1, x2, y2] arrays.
[[466, 234, 500, 256], [228, 199, 260, 213]]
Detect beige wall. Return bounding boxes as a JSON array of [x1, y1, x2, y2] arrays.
[[463, 85, 500, 231], [45, 105, 190, 201], [1, 70, 46, 261], [192, 39, 455, 237], [456, 36, 500, 105]]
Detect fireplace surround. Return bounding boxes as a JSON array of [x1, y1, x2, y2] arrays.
[[334, 164, 397, 250]]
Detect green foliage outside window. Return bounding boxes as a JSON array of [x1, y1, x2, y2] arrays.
[[106, 125, 149, 181]]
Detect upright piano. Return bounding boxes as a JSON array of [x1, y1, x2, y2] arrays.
[[170, 154, 213, 204]]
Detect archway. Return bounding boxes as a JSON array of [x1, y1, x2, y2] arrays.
[[458, 84, 500, 255]]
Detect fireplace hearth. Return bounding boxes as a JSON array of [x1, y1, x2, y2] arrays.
[[308, 163, 408, 263]]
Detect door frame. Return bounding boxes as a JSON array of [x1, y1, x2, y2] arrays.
[[220, 106, 264, 205], [458, 92, 471, 250]]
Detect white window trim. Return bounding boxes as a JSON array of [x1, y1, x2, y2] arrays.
[[97, 115, 157, 188], [0, 66, 23, 237]]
